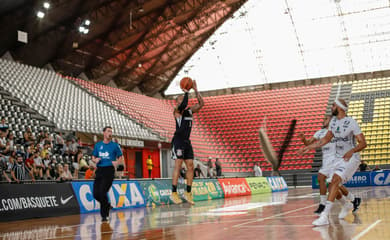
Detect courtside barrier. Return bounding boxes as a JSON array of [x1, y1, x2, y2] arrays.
[[217, 178, 252, 197], [245, 177, 272, 194], [0, 176, 288, 221], [71, 180, 146, 213], [266, 176, 289, 192], [0, 183, 79, 221], [312, 170, 390, 188]]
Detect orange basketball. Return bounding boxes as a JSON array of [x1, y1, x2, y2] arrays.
[[180, 77, 193, 91]]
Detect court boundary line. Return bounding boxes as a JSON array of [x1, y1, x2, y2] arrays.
[[232, 204, 318, 228], [352, 219, 382, 240]]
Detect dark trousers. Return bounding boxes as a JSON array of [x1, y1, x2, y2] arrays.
[[93, 166, 115, 218], [148, 169, 152, 178]]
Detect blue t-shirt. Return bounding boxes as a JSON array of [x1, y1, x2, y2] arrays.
[[92, 141, 123, 167]]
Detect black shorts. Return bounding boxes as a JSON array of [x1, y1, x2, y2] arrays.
[[172, 139, 194, 160]]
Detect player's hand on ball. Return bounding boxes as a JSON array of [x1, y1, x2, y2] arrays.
[[343, 150, 354, 161]]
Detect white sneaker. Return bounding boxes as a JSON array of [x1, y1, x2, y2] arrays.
[[312, 213, 329, 226], [338, 202, 353, 219]]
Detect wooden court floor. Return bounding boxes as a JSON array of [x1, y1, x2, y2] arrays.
[[0, 186, 389, 240]]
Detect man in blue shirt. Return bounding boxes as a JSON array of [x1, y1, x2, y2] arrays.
[[92, 126, 125, 222]]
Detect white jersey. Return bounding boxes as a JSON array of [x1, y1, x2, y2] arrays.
[[313, 128, 336, 160], [328, 116, 362, 158]]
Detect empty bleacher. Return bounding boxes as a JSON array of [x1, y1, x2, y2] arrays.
[[71, 76, 332, 173], [0, 59, 160, 141]]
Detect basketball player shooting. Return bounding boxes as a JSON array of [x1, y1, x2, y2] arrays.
[[170, 79, 204, 205]]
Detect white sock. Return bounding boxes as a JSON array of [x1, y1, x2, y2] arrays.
[[346, 192, 355, 201], [323, 201, 334, 215], [320, 195, 327, 205]]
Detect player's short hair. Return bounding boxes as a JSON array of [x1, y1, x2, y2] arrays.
[[103, 126, 112, 132]]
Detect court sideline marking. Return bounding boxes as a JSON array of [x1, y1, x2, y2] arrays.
[[232, 204, 318, 228], [352, 219, 382, 240]]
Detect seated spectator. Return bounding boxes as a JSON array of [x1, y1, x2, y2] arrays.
[[11, 153, 35, 183], [0, 159, 11, 183], [373, 165, 382, 171], [6, 132, 15, 153], [40, 141, 51, 159], [194, 164, 204, 178], [25, 152, 35, 171], [79, 155, 89, 171], [55, 132, 65, 155], [42, 154, 53, 180], [359, 161, 370, 172], [85, 165, 96, 180], [55, 164, 65, 182], [0, 117, 8, 129], [32, 151, 44, 179], [23, 127, 35, 146], [61, 163, 73, 181], [0, 128, 8, 154]]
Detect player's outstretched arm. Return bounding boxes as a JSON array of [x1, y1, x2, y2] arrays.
[[190, 80, 204, 113], [298, 130, 333, 154]]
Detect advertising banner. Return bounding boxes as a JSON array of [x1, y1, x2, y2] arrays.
[[0, 183, 79, 221], [312, 171, 372, 188], [192, 179, 224, 201], [245, 177, 272, 195], [266, 177, 288, 192], [71, 180, 146, 213], [370, 170, 390, 186], [217, 178, 251, 197]]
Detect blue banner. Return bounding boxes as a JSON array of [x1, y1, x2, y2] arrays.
[[71, 180, 146, 213], [312, 171, 373, 188], [266, 177, 288, 192], [370, 170, 390, 186]]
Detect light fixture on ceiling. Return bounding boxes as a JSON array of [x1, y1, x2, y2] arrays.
[[85, 19, 91, 26], [43, 2, 50, 9], [37, 11, 45, 18]]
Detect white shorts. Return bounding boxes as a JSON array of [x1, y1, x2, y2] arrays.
[[333, 154, 360, 183], [318, 156, 336, 178]]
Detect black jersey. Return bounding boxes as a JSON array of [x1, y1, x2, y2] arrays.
[[173, 108, 193, 141]]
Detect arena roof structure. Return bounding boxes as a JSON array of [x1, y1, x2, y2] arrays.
[[167, 0, 390, 94], [0, 0, 246, 96]]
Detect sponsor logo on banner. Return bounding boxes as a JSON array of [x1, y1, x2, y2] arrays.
[[0, 183, 79, 221], [312, 171, 372, 188], [245, 177, 272, 195], [266, 177, 288, 192], [371, 171, 390, 186], [139, 179, 186, 206], [71, 181, 146, 213], [192, 179, 224, 201], [218, 178, 251, 197]]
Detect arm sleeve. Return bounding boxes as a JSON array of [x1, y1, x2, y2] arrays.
[[351, 119, 362, 136], [92, 144, 99, 157], [177, 92, 189, 112], [313, 130, 321, 140]]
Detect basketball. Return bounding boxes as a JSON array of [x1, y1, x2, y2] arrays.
[[180, 77, 193, 91]]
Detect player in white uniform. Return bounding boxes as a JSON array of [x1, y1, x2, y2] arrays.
[[299, 98, 367, 226], [299, 115, 335, 214]]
